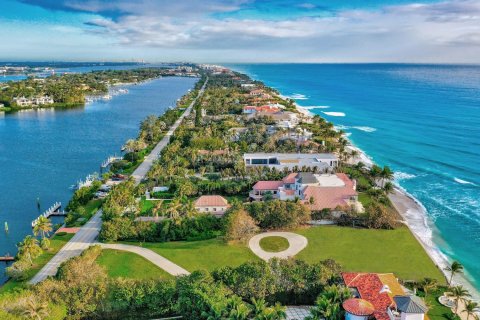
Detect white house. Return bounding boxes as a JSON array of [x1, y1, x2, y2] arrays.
[[243, 153, 338, 171]]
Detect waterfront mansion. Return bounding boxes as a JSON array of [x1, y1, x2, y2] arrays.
[[250, 172, 364, 213], [243, 153, 338, 171]]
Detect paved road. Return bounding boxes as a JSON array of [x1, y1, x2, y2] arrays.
[[131, 78, 207, 185], [248, 232, 308, 261], [30, 77, 207, 285], [30, 211, 104, 284], [98, 243, 190, 276]]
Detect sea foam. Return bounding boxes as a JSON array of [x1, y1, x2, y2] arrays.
[[302, 105, 330, 109], [322, 111, 346, 117], [454, 177, 477, 186], [394, 171, 417, 181], [288, 93, 308, 100]]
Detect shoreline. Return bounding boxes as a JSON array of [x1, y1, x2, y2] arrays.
[[293, 102, 480, 300]]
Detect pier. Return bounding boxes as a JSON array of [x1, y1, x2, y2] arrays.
[[0, 256, 14, 262], [31, 202, 65, 227], [101, 155, 123, 169]]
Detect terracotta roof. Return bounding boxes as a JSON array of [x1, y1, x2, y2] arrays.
[[194, 195, 229, 207], [303, 173, 357, 211], [282, 172, 297, 184], [253, 181, 284, 190], [342, 273, 402, 320], [343, 299, 375, 316], [284, 189, 296, 196]]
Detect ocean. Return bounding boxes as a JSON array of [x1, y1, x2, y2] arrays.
[[0, 76, 197, 284], [228, 63, 480, 290]]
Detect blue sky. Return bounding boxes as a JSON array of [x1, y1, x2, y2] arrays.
[[1, 0, 479, 62]]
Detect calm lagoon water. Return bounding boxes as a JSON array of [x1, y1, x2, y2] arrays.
[[229, 63, 480, 289], [0, 76, 197, 283]]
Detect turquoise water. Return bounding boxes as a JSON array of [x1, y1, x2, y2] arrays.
[[229, 63, 480, 289], [0, 76, 197, 283]]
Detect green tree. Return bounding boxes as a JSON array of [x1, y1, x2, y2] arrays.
[[446, 286, 471, 314], [463, 300, 480, 320], [445, 261, 464, 286], [17, 235, 42, 264]]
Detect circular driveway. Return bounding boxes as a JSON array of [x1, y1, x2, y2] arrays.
[[249, 231, 308, 261]]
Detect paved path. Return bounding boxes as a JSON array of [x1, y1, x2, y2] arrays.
[[98, 243, 190, 276], [248, 232, 308, 261], [30, 78, 207, 285]]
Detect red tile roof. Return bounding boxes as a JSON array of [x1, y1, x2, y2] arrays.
[[342, 273, 398, 320], [194, 195, 229, 207], [253, 181, 284, 190], [282, 172, 297, 184], [303, 173, 357, 211], [343, 298, 375, 316]]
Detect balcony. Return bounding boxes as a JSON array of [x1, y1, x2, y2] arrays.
[[387, 308, 401, 320]]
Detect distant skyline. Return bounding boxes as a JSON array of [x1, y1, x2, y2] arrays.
[[1, 0, 480, 63]]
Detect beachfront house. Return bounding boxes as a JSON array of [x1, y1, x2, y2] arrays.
[[342, 273, 428, 320], [249, 172, 363, 212], [243, 153, 338, 171], [194, 195, 230, 217]]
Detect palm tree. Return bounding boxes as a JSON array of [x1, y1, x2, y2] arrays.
[[380, 166, 394, 187], [166, 198, 182, 221], [383, 181, 394, 194], [18, 297, 49, 320], [446, 285, 471, 314], [463, 300, 480, 320], [153, 199, 164, 218], [17, 235, 42, 264], [445, 261, 464, 285], [421, 278, 438, 298], [33, 216, 52, 249]]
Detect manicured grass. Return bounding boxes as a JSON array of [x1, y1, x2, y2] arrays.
[[295, 226, 446, 283], [123, 238, 259, 272], [259, 236, 290, 252], [358, 192, 373, 207], [0, 233, 74, 294], [96, 249, 171, 280], [422, 287, 454, 320]]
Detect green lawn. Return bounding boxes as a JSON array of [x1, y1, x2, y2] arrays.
[[296, 226, 446, 283], [96, 249, 171, 280], [123, 238, 259, 272], [421, 287, 453, 320], [259, 236, 289, 252], [0, 233, 74, 294]]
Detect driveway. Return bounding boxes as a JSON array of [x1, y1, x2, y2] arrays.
[[248, 231, 308, 261]]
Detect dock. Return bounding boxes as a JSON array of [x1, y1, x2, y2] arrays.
[[101, 155, 123, 168], [0, 256, 14, 262], [31, 202, 64, 227]]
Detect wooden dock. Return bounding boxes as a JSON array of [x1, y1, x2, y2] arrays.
[[0, 256, 14, 262], [31, 202, 63, 227]]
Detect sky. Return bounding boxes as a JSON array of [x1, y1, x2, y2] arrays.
[[0, 0, 479, 63]]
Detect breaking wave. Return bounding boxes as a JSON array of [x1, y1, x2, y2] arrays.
[[394, 171, 417, 181], [322, 111, 346, 117], [454, 177, 477, 186], [302, 105, 330, 109]]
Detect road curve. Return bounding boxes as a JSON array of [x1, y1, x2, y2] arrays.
[[30, 77, 207, 285]]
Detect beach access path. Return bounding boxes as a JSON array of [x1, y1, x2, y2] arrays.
[[29, 77, 207, 285]]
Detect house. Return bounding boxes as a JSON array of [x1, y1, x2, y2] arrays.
[[243, 153, 338, 171], [13, 97, 31, 107], [248, 172, 362, 212], [342, 273, 428, 320], [194, 195, 230, 217], [243, 105, 281, 115]]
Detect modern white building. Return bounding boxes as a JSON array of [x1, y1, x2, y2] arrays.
[[243, 153, 338, 171]]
